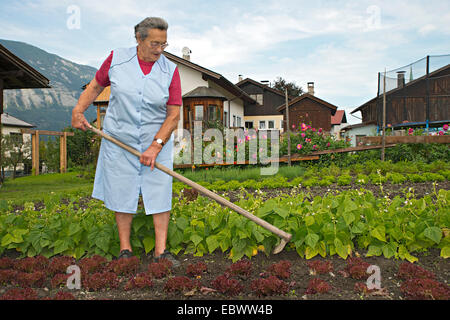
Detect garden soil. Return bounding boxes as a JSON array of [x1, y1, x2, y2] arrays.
[[2, 181, 449, 300]]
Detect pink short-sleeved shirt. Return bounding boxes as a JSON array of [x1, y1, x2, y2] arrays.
[[95, 51, 182, 106]]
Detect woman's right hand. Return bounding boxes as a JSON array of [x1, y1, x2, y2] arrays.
[[71, 109, 92, 131]]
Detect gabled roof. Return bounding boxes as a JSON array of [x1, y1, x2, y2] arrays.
[[0, 43, 50, 89], [94, 86, 110, 103], [340, 120, 377, 131], [163, 52, 256, 104], [183, 86, 227, 100], [331, 110, 347, 125], [276, 93, 338, 115], [236, 78, 288, 98], [1, 113, 35, 128], [352, 63, 450, 114]]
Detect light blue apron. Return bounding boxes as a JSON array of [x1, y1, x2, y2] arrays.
[[92, 46, 177, 215]]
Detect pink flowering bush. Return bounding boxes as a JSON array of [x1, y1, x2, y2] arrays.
[[281, 122, 349, 155]]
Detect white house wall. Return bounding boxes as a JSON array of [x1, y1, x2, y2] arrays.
[[207, 81, 245, 127], [341, 125, 377, 147], [173, 63, 209, 131], [172, 62, 246, 131], [1, 126, 32, 174]]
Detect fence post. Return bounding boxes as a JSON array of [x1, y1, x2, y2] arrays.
[[425, 55, 430, 134]]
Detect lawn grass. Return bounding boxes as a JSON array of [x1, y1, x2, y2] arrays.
[[0, 171, 93, 203]]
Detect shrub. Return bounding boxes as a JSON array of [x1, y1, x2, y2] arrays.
[[318, 178, 333, 187], [211, 274, 244, 296], [337, 174, 352, 186], [16, 255, 49, 273], [48, 256, 76, 276], [290, 176, 304, 187], [400, 278, 450, 300], [52, 291, 77, 300], [0, 257, 15, 269], [407, 174, 427, 183], [307, 260, 333, 275], [106, 256, 140, 276], [305, 278, 332, 294], [369, 172, 387, 184], [16, 271, 47, 287], [397, 262, 435, 280], [164, 276, 199, 294], [51, 273, 70, 289], [345, 257, 371, 280], [82, 272, 119, 291], [124, 273, 153, 290], [423, 172, 445, 182], [268, 260, 291, 279], [226, 260, 252, 278], [0, 269, 18, 285], [387, 172, 407, 184], [0, 288, 38, 300], [186, 262, 208, 277], [78, 255, 108, 275], [303, 177, 319, 188], [355, 174, 369, 185], [148, 259, 172, 279], [251, 276, 289, 297], [354, 282, 376, 295]]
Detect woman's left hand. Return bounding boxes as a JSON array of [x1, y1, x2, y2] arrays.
[[140, 143, 162, 170]]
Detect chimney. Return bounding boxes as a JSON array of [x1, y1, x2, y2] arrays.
[[397, 71, 406, 88], [261, 80, 269, 86], [307, 82, 315, 95], [182, 47, 191, 61], [238, 74, 243, 82]]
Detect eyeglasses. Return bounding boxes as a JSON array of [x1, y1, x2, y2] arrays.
[[149, 41, 168, 49]]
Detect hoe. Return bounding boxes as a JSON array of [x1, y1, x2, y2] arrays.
[[89, 126, 292, 254]]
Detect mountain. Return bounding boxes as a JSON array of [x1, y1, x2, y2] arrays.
[[0, 39, 97, 132]]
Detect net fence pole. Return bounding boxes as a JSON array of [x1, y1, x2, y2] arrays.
[[382, 68, 386, 162]]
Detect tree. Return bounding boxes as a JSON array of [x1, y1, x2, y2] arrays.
[[271, 77, 304, 97], [64, 126, 98, 167], [1, 133, 31, 179]]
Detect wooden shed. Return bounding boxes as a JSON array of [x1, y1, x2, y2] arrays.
[[352, 57, 450, 129], [276, 93, 337, 132]]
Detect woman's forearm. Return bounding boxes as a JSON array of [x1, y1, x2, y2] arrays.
[[73, 77, 105, 114], [154, 106, 181, 143]]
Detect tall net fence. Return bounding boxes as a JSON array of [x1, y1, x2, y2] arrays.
[[378, 54, 450, 95]]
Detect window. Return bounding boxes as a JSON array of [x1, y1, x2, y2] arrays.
[[250, 94, 263, 105], [259, 121, 266, 129], [268, 120, 274, 129], [9, 132, 23, 144], [195, 105, 203, 121], [245, 121, 254, 129], [224, 111, 228, 127], [236, 116, 241, 127], [233, 115, 236, 127], [208, 105, 218, 121]]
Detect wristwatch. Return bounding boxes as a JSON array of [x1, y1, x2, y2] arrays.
[[153, 137, 165, 146]]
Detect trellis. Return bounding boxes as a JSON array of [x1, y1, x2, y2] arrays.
[[20, 129, 74, 175]]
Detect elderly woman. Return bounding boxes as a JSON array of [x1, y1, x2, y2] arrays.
[[71, 17, 181, 266]]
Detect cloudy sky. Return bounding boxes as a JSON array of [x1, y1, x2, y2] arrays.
[[1, 0, 449, 123]]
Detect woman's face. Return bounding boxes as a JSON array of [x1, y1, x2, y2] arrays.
[[137, 28, 168, 62]]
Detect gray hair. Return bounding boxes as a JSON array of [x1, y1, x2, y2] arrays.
[[134, 17, 168, 41]]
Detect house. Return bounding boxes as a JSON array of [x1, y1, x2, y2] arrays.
[[351, 56, 450, 131], [340, 120, 377, 147], [276, 83, 338, 132], [0, 42, 50, 180], [236, 77, 288, 133], [91, 50, 256, 134], [330, 110, 348, 139], [1, 113, 35, 176]]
